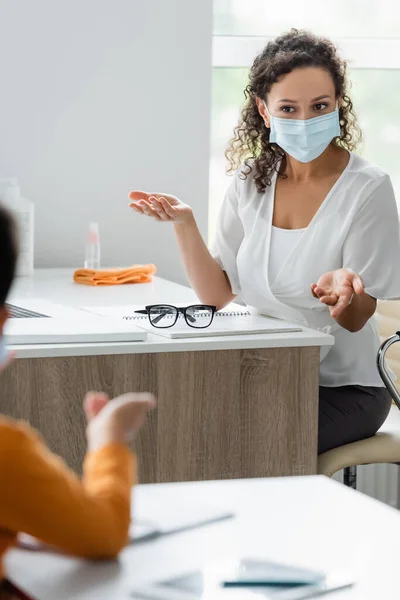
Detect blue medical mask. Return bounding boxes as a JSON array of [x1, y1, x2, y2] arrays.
[[0, 336, 9, 367], [264, 102, 341, 163]]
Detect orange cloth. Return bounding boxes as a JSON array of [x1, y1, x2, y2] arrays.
[[0, 417, 135, 580], [73, 264, 156, 286]]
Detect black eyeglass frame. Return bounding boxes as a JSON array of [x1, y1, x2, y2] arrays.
[[135, 304, 217, 329]]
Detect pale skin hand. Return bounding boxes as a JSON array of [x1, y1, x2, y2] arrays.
[[311, 268, 376, 332], [84, 391, 156, 452], [129, 191, 194, 225]]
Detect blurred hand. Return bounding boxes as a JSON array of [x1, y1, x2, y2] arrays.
[[84, 391, 156, 452], [129, 191, 194, 224], [311, 268, 364, 319]]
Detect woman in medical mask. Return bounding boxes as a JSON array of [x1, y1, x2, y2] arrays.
[[129, 29, 400, 454]]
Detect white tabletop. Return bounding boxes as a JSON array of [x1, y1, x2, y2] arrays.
[[5, 476, 399, 600], [9, 269, 333, 359]]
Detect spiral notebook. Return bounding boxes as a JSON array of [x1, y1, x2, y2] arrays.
[[82, 304, 302, 339]]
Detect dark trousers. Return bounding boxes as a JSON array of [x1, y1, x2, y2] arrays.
[[318, 385, 392, 455]]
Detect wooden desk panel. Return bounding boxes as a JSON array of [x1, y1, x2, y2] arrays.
[[0, 346, 319, 481]]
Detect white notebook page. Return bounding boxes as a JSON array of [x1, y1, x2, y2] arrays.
[[82, 304, 302, 339]]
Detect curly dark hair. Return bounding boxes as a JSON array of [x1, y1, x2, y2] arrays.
[[226, 29, 362, 193]]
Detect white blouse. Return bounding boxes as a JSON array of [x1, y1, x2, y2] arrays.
[[211, 152, 400, 387], [269, 226, 305, 285]]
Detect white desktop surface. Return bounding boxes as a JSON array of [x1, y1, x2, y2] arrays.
[[5, 476, 399, 600], [8, 269, 333, 359]]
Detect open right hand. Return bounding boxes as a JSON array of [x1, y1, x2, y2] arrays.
[[129, 191, 194, 224], [84, 391, 156, 452]]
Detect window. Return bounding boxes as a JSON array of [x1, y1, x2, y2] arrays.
[[210, 0, 400, 240], [213, 0, 400, 37]]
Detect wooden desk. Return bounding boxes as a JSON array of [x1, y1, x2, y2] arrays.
[[5, 476, 400, 599], [0, 269, 332, 481]]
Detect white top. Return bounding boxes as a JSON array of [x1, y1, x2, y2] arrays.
[[5, 476, 400, 600], [7, 269, 332, 359], [269, 226, 305, 284], [211, 153, 400, 387]]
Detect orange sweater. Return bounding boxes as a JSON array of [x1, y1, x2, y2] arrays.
[[0, 417, 135, 580]]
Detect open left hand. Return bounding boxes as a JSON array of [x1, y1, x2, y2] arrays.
[[311, 268, 365, 319], [129, 191, 194, 224]]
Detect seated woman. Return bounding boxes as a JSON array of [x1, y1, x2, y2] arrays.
[[0, 204, 155, 581], [129, 29, 400, 455]]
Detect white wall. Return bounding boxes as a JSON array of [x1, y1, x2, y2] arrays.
[[0, 0, 212, 284]]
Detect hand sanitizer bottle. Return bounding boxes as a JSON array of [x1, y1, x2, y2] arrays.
[[84, 222, 100, 270]]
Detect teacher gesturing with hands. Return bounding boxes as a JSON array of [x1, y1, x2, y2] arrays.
[[129, 29, 400, 455]]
